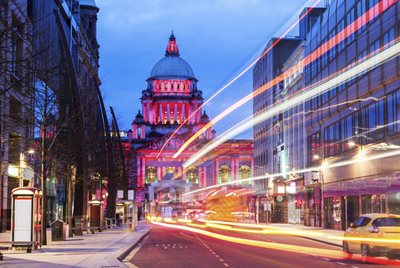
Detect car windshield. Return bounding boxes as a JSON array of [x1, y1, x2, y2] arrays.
[[373, 217, 400, 227]]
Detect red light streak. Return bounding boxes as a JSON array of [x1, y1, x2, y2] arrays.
[[173, 0, 397, 159]]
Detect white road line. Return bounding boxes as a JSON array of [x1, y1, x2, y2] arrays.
[[223, 263, 229, 267], [336, 262, 346, 266], [219, 259, 225, 262], [322, 258, 330, 261], [351, 266, 359, 268]]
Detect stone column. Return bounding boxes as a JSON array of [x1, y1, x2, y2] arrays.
[[174, 103, 178, 123], [157, 167, 161, 181], [159, 103, 163, 123], [167, 103, 171, 123], [181, 102, 185, 123]]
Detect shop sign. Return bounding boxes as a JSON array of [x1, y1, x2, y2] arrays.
[[128, 190, 134, 201], [287, 182, 296, 194], [263, 203, 272, 211], [278, 186, 285, 194]]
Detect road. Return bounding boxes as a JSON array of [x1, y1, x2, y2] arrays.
[[129, 224, 398, 268]]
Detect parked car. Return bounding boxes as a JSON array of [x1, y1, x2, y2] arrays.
[[343, 213, 400, 261]]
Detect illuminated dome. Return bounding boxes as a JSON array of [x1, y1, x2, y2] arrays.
[[149, 33, 196, 80]]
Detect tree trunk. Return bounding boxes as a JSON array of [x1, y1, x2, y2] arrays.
[[41, 124, 47, 245], [67, 166, 72, 237]]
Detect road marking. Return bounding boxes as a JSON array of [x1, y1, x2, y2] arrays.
[[336, 262, 346, 266], [223, 263, 229, 267], [322, 258, 330, 261], [351, 266, 359, 268], [219, 259, 224, 262]]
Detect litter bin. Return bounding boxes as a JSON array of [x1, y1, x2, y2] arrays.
[[51, 220, 66, 241]]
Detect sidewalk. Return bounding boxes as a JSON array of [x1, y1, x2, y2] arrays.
[[267, 223, 344, 247], [0, 221, 151, 267]]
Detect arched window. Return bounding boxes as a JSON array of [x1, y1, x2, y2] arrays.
[[239, 165, 251, 183], [166, 167, 175, 174], [219, 165, 231, 184], [145, 167, 157, 184], [186, 167, 198, 184]]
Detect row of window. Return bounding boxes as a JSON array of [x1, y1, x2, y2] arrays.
[[308, 88, 400, 162]]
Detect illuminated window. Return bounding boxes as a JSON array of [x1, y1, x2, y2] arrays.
[[166, 167, 175, 174], [145, 167, 157, 184], [239, 166, 251, 182], [186, 167, 198, 184], [219, 165, 231, 184]]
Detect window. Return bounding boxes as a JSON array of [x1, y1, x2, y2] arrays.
[[369, 39, 381, 55], [308, 132, 320, 163], [354, 216, 371, 227], [239, 166, 251, 181], [337, 19, 345, 52], [368, 0, 380, 22], [324, 122, 340, 157], [372, 217, 400, 227], [360, 99, 385, 144], [346, 8, 356, 44], [166, 167, 175, 174], [383, 27, 395, 48], [186, 168, 198, 184], [328, 30, 337, 61], [341, 113, 358, 151], [219, 165, 231, 184], [356, 0, 367, 34], [387, 90, 400, 135], [145, 167, 157, 184]]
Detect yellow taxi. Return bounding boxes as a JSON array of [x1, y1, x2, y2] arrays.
[[343, 213, 400, 260]]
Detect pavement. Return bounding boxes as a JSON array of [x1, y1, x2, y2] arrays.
[[0, 221, 151, 267]]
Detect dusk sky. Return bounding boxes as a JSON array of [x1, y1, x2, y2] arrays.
[[96, 0, 319, 135]]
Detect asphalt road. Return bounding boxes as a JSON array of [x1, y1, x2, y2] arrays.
[[130, 224, 399, 268]]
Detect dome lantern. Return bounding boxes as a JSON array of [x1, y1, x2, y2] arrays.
[[148, 33, 196, 80]]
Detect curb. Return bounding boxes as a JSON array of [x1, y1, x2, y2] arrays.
[[117, 228, 151, 263]]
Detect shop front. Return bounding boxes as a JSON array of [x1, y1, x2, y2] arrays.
[[323, 174, 400, 230]]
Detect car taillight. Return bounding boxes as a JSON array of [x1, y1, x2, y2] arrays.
[[368, 226, 380, 233]]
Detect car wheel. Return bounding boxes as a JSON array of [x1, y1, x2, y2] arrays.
[[361, 244, 371, 262], [342, 242, 352, 258]]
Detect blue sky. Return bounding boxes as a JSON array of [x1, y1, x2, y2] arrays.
[[96, 0, 316, 136]]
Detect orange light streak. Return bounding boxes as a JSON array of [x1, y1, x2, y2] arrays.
[[173, 0, 397, 159]]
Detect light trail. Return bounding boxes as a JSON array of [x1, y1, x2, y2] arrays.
[[183, 38, 400, 168], [173, 0, 397, 159], [182, 148, 400, 197], [151, 220, 343, 259], [199, 219, 400, 245], [153, 0, 322, 159]]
